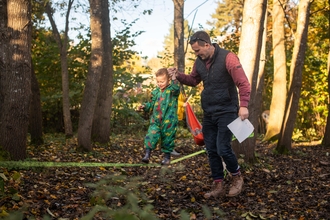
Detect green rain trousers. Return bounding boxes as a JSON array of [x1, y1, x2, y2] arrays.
[[143, 80, 180, 153]]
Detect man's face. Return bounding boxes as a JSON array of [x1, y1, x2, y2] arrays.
[[191, 41, 211, 60]]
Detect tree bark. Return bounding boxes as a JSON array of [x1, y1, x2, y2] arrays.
[[264, 0, 287, 141], [322, 0, 330, 147], [173, 0, 185, 72], [29, 61, 44, 145], [232, 0, 267, 163], [256, 9, 268, 135], [45, 0, 74, 137], [0, 0, 32, 160], [92, 0, 113, 144], [277, 0, 311, 153], [322, 53, 330, 147], [77, 0, 103, 151]]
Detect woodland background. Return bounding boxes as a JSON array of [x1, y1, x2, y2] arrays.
[[0, 0, 330, 219]]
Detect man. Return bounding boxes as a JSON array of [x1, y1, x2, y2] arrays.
[[168, 31, 250, 198]]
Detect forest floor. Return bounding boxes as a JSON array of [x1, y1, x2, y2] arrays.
[[1, 133, 330, 220]]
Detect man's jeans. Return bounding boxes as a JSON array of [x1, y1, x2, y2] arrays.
[[202, 112, 239, 180]]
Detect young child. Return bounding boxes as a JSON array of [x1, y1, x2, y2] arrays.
[[138, 68, 180, 165]]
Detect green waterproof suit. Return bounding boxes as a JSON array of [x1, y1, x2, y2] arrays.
[[143, 80, 180, 153]]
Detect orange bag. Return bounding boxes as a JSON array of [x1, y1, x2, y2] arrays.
[[185, 102, 205, 146]]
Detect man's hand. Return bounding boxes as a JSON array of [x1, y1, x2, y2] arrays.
[[238, 107, 249, 120], [168, 67, 177, 80]]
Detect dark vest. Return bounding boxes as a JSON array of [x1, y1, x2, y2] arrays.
[[195, 44, 239, 115]]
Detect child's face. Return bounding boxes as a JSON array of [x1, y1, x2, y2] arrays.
[[156, 74, 170, 90]]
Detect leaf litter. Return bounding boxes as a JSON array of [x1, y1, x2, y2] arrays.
[[0, 134, 330, 219]]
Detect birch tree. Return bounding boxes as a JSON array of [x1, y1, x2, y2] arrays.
[[232, 0, 267, 162], [264, 0, 287, 141], [256, 9, 268, 134], [277, 0, 311, 152]]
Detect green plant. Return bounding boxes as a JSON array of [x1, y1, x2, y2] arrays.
[[0, 169, 22, 217], [83, 174, 159, 219]]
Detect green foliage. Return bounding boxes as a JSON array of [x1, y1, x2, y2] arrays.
[[158, 19, 196, 71], [111, 67, 151, 134], [0, 145, 10, 161], [32, 28, 74, 132], [1, 210, 24, 220], [2, 171, 220, 219], [176, 125, 191, 139], [32, 15, 148, 133], [273, 145, 290, 155], [295, 1, 329, 140], [112, 19, 144, 66], [30, 0, 329, 143], [83, 174, 159, 219], [207, 0, 244, 36], [0, 172, 6, 195], [0, 169, 22, 217]]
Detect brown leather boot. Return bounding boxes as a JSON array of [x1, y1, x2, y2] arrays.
[[204, 181, 224, 199], [227, 174, 243, 197]]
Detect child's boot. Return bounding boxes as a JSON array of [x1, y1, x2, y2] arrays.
[[142, 149, 151, 163], [161, 153, 171, 165]]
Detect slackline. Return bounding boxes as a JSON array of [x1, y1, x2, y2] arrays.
[[0, 149, 207, 168]]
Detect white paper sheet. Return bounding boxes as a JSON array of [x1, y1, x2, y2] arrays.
[[227, 117, 254, 143]]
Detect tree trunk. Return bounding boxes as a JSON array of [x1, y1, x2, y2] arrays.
[[322, 51, 330, 147], [29, 61, 44, 145], [45, 0, 74, 137], [322, 0, 330, 147], [277, 0, 311, 153], [92, 0, 113, 144], [0, 0, 32, 160], [173, 0, 185, 72], [264, 0, 287, 141], [256, 10, 268, 135], [232, 0, 267, 163], [77, 0, 103, 151]]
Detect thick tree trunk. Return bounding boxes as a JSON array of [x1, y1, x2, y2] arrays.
[[264, 0, 287, 141], [0, 0, 32, 160], [29, 61, 44, 145], [232, 0, 267, 163], [173, 0, 185, 72], [92, 0, 113, 143], [277, 0, 311, 153], [322, 47, 330, 146], [256, 12, 268, 135], [45, 0, 74, 137], [322, 0, 330, 147], [77, 0, 103, 151]]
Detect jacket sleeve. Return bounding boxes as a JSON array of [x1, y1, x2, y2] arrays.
[[226, 52, 251, 107], [176, 62, 202, 87], [170, 80, 181, 97]]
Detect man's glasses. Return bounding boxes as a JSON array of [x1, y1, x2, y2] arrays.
[[190, 37, 209, 44]]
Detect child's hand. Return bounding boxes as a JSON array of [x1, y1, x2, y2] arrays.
[[137, 105, 145, 111]]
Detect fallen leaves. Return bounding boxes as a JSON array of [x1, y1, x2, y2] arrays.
[[0, 135, 329, 219]]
